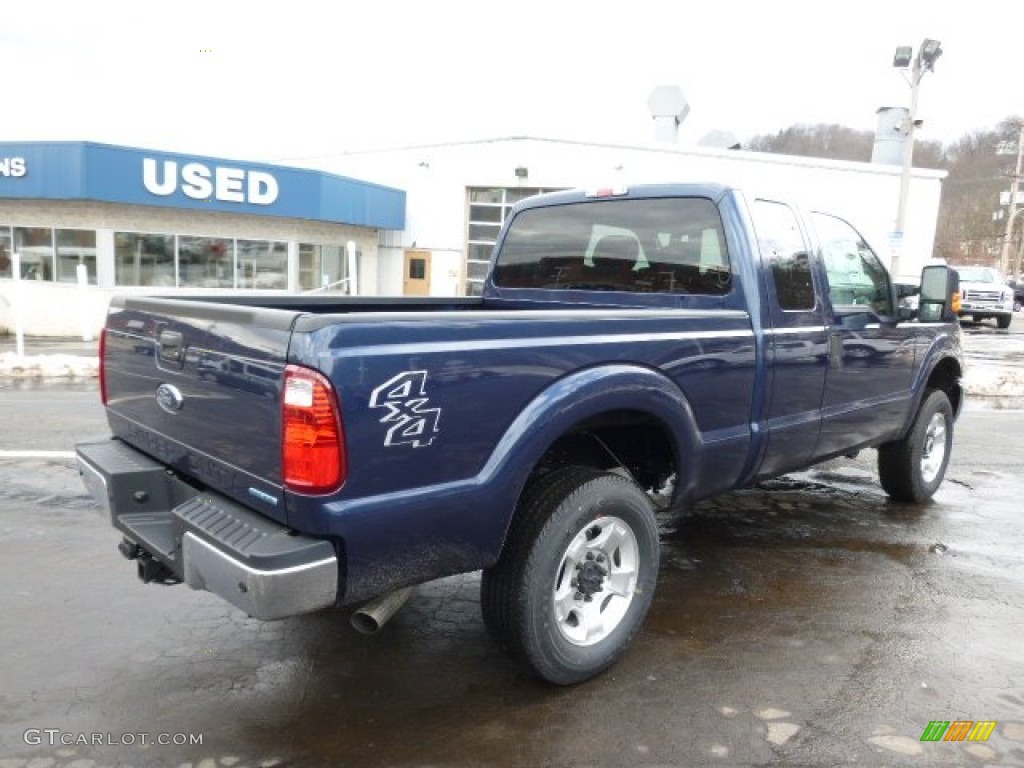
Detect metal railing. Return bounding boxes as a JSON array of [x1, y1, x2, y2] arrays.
[[302, 277, 353, 295]]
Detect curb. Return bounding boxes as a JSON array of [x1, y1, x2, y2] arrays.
[[963, 364, 1024, 398], [0, 352, 99, 379]]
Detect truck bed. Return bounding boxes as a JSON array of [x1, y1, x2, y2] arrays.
[[101, 292, 757, 600]]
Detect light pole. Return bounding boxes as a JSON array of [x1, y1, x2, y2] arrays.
[[891, 39, 943, 279], [998, 122, 1024, 279]]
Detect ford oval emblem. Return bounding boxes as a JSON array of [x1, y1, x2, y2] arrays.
[[156, 383, 184, 413]]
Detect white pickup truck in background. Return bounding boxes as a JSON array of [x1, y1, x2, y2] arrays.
[[956, 266, 1015, 329]]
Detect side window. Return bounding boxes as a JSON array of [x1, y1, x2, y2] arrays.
[[751, 200, 815, 311], [811, 212, 892, 316]]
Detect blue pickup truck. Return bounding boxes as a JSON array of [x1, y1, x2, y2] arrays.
[[77, 183, 964, 684]]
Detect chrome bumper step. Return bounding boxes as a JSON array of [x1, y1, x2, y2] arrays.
[[76, 437, 338, 619]]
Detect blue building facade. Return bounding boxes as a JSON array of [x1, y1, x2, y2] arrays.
[[0, 142, 405, 293]]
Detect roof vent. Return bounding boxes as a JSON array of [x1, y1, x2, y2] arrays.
[[648, 86, 690, 143]]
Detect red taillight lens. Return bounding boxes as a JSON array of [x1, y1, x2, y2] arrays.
[[282, 365, 346, 494], [98, 327, 109, 406]]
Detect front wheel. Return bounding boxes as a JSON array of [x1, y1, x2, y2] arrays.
[[877, 389, 954, 502], [481, 467, 660, 685], [997, 314, 1012, 329]]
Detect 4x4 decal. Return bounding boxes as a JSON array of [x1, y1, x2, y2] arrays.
[[368, 371, 442, 448]]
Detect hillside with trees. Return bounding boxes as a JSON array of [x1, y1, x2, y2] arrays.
[[748, 118, 1024, 276]]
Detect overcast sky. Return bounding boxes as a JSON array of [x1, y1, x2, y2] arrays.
[[3, 0, 1022, 165]]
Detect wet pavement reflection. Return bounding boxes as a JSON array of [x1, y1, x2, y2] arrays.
[[1, 410, 1023, 766]]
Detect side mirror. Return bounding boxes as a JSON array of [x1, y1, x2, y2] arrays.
[[918, 265, 960, 323]]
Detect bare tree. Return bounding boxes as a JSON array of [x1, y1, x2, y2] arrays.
[[749, 124, 874, 162], [749, 118, 1024, 268], [748, 123, 944, 168], [935, 118, 1024, 267]]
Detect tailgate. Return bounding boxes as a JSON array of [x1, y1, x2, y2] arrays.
[[103, 296, 297, 523]]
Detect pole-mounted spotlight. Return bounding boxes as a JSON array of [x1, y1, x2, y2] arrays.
[[919, 39, 943, 70], [888, 38, 942, 279]]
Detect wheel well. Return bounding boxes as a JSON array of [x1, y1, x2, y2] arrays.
[[531, 410, 677, 493], [927, 357, 963, 415]]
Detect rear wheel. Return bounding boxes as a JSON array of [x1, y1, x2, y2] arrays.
[[481, 467, 660, 685], [877, 389, 953, 502]]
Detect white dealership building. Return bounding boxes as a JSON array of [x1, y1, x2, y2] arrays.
[[315, 135, 945, 298], [1, 134, 945, 337]]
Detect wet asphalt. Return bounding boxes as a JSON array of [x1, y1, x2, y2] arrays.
[[1, 321, 1023, 767]]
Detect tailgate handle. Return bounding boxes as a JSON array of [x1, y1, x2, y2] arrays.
[[158, 330, 184, 363]]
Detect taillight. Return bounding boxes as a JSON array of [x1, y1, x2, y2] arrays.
[[98, 327, 108, 405], [282, 365, 346, 494]]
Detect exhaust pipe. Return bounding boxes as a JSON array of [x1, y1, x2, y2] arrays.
[[350, 586, 415, 634]]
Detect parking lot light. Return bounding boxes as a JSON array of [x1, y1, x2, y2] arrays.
[[891, 39, 943, 279]]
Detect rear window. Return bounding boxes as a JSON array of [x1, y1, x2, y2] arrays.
[[492, 197, 731, 295]]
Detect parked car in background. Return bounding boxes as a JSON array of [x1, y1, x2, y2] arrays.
[[1010, 279, 1023, 312], [956, 266, 1014, 329]]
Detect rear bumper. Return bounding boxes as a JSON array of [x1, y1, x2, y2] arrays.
[[76, 437, 338, 620]]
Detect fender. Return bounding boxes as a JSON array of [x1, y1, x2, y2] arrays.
[[318, 364, 704, 604], [479, 363, 702, 551], [899, 324, 965, 437]]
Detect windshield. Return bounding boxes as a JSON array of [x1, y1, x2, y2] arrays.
[[957, 267, 1002, 283]]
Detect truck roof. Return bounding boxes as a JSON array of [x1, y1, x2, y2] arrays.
[[514, 183, 734, 211]]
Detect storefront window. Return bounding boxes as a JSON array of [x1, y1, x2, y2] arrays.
[[299, 244, 348, 292], [237, 240, 287, 289], [115, 232, 176, 286], [0, 226, 12, 278], [56, 229, 97, 284], [14, 227, 53, 281], [2, 224, 355, 294], [298, 243, 321, 291], [178, 236, 233, 288]]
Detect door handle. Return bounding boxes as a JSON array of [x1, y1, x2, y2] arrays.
[[158, 330, 184, 363]]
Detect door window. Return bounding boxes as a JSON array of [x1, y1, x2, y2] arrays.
[[812, 212, 892, 316], [752, 200, 814, 310]]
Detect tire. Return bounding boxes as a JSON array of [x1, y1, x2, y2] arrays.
[[997, 315, 1012, 330], [481, 467, 660, 685], [877, 389, 954, 503]]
